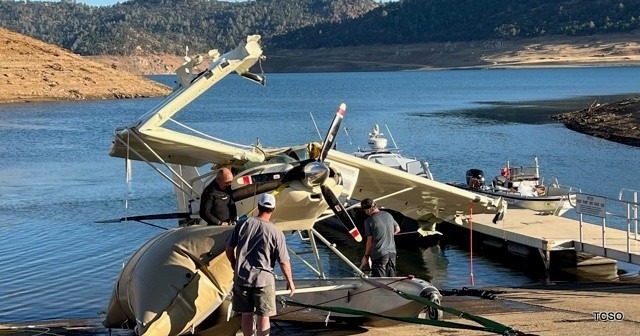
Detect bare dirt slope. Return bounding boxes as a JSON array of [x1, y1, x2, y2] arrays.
[[0, 27, 170, 104], [87, 32, 640, 75], [265, 33, 640, 72]]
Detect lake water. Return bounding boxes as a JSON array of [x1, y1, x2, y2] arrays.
[[1, 67, 640, 322]]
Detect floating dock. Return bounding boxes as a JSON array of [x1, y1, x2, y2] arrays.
[[442, 200, 640, 278]]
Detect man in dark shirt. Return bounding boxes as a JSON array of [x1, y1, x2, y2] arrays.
[[225, 193, 295, 336], [360, 198, 400, 277], [200, 167, 237, 225]]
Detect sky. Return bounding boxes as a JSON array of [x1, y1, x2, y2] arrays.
[[54, 0, 396, 7]]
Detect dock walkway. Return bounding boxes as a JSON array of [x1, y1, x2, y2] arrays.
[[448, 208, 640, 265]]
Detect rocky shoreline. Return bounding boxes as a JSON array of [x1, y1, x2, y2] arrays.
[[552, 97, 640, 148]]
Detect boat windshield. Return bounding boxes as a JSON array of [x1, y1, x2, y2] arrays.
[[373, 156, 402, 170], [406, 160, 426, 175], [509, 166, 538, 181]]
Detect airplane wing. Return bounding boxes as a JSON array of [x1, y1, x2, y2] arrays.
[[109, 127, 267, 167], [326, 149, 501, 222], [109, 35, 269, 168]]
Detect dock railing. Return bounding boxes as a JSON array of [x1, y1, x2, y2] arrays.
[[619, 189, 639, 240], [574, 190, 640, 263]]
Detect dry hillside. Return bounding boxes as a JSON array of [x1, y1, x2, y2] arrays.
[[88, 33, 640, 75], [0, 27, 170, 104]]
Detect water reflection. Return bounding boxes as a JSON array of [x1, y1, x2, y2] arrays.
[[310, 223, 540, 289], [411, 93, 638, 125]]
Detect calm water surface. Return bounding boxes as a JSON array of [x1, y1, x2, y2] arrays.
[[1, 67, 640, 322]]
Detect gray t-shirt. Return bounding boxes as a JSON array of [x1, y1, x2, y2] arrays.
[[226, 216, 290, 287], [364, 211, 398, 259]]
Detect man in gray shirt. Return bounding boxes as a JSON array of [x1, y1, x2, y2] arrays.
[[225, 193, 295, 336], [360, 198, 400, 277]]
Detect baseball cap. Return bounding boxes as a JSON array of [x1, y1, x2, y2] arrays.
[[258, 193, 276, 209]]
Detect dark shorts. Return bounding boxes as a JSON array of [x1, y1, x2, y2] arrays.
[[232, 284, 277, 316], [371, 253, 396, 277]]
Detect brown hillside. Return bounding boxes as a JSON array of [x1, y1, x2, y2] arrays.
[[0, 27, 170, 104], [89, 33, 640, 75]]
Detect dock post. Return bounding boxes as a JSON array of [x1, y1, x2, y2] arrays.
[[627, 203, 632, 255], [579, 213, 584, 252], [538, 246, 552, 285], [634, 192, 638, 240], [602, 217, 607, 256]]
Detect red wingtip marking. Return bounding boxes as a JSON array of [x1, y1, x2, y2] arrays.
[[336, 103, 346, 116]]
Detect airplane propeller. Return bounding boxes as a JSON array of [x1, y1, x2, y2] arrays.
[[233, 103, 362, 242]]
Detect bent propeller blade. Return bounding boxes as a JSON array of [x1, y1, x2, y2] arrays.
[[320, 184, 362, 242], [318, 103, 346, 162]]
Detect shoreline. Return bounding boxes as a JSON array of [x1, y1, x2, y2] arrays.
[[3, 29, 640, 104], [86, 32, 640, 76], [3, 61, 639, 104], [2, 282, 638, 336]]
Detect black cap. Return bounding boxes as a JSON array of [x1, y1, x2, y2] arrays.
[[361, 198, 376, 210]]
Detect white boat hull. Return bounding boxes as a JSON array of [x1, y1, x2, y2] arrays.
[[449, 183, 575, 216], [505, 196, 573, 216]]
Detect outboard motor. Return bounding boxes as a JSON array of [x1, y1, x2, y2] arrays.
[[465, 169, 485, 189]]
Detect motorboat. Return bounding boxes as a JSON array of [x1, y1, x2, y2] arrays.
[[323, 124, 439, 244], [448, 157, 578, 216], [353, 124, 434, 180]]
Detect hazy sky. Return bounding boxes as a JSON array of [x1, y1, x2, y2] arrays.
[[62, 0, 395, 7]]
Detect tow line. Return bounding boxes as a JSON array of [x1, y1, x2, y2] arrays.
[[280, 277, 525, 335]]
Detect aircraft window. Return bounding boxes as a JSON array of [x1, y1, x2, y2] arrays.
[[266, 154, 297, 164], [292, 148, 310, 161], [240, 167, 266, 176]]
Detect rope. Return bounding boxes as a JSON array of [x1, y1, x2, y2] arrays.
[[358, 277, 519, 335], [440, 287, 504, 300], [275, 276, 520, 334], [136, 220, 170, 230], [469, 202, 475, 286], [280, 299, 513, 333], [0, 327, 65, 336], [123, 130, 132, 269], [241, 183, 289, 219]]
